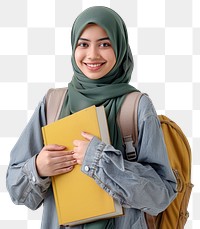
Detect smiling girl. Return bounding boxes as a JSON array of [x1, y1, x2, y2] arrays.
[[7, 6, 177, 229]]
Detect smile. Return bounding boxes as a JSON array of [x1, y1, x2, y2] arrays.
[[87, 63, 102, 67], [84, 62, 105, 70]]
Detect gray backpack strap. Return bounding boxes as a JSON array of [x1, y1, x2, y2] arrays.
[[45, 87, 68, 124], [117, 92, 143, 161]]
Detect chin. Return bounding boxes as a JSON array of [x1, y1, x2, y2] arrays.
[[86, 76, 103, 80], [84, 73, 104, 80]]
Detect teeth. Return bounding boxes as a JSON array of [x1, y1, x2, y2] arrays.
[[87, 63, 101, 67]]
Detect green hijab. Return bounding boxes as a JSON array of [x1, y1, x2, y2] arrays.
[[59, 6, 138, 229], [60, 6, 138, 153]]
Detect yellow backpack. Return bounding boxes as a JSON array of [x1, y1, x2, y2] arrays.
[[45, 88, 194, 229], [117, 92, 194, 229]]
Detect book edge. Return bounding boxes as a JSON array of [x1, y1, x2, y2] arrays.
[[66, 203, 123, 226], [96, 106, 111, 145]]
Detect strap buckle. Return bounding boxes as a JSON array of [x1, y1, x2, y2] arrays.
[[124, 136, 137, 161]]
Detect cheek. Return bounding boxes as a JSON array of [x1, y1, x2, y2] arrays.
[[74, 49, 82, 66], [107, 51, 116, 67], [74, 50, 79, 64]]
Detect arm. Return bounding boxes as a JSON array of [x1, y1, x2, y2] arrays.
[[6, 97, 77, 210], [6, 99, 51, 210], [80, 95, 177, 216]]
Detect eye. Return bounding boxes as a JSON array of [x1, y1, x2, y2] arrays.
[[77, 42, 89, 48], [99, 42, 111, 48]]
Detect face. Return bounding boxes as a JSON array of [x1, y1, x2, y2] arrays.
[[75, 24, 116, 80]]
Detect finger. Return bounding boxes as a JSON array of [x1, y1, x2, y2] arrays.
[[73, 146, 79, 153], [73, 153, 83, 164], [53, 158, 77, 170], [73, 140, 81, 147], [81, 132, 94, 141], [76, 159, 82, 165], [44, 144, 66, 151], [53, 166, 74, 176], [48, 150, 73, 158], [52, 154, 75, 163], [72, 152, 78, 159]]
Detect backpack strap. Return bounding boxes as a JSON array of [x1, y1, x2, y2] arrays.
[[45, 87, 68, 124], [117, 91, 143, 161]]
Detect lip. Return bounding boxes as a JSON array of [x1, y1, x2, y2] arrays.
[[84, 62, 106, 71]]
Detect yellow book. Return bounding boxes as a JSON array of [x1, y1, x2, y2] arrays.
[[42, 105, 123, 226]]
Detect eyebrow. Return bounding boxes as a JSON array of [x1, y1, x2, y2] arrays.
[[78, 37, 110, 42]]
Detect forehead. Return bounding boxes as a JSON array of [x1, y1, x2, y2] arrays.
[[79, 24, 108, 39]]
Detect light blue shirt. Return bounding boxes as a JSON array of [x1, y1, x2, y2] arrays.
[[6, 94, 177, 229]]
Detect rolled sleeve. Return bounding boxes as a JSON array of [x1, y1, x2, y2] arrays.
[[23, 155, 51, 189], [81, 137, 105, 177]]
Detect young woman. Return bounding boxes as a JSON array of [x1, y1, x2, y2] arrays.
[[6, 6, 177, 229]]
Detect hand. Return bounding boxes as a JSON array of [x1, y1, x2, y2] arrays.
[[73, 132, 94, 165], [36, 144, 77, 177]]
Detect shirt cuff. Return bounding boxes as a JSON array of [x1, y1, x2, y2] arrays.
[[81, 137, 106, 177], [23, 155, 51, 188]]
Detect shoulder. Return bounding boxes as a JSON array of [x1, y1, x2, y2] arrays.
[[137, 94, 159, 125], [26, 97, 46, 128]]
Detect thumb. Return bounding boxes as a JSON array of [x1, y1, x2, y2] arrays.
[[81, 132, 94, 141]]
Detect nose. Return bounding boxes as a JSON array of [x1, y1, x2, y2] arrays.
[[87, 45, 100, 60]]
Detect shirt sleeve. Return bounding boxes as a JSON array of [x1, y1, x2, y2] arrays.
[[6, 97, 51, 210], [81, 95, 177, 216]]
